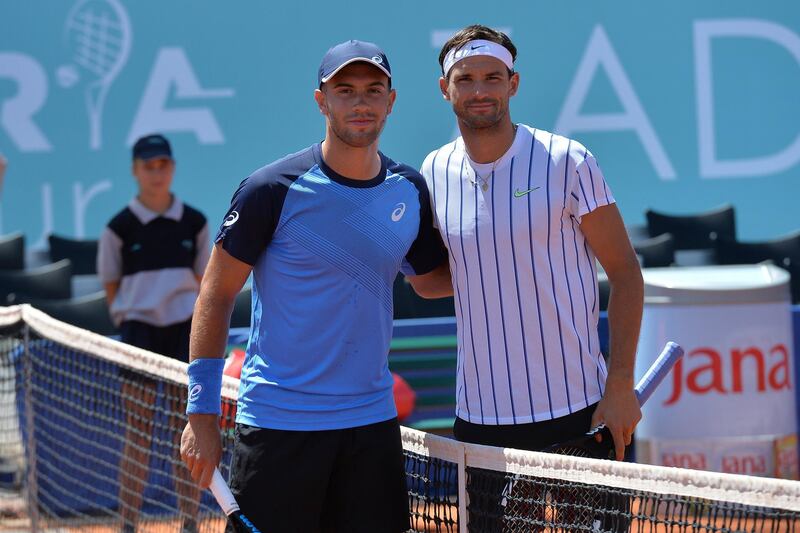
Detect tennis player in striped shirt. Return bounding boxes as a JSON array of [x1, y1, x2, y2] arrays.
[[420, 25, 644, 460]]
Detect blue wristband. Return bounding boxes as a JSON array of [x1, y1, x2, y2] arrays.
[[186, 358, 225, 415]]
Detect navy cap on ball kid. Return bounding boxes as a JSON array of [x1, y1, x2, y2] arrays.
[[132, 134, 173, 161], [317, 39, 391, 87]]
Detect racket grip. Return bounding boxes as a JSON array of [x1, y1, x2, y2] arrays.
[[635, 342, 684, 406], [210, 468, 240, 516]]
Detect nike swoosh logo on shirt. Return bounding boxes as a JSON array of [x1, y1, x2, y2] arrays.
[[514, 187, 541, 198]]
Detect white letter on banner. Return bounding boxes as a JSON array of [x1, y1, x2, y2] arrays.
[[127, 47, 234, 145], [0, 52, 52, 152], [554, 25, 676, 180], [73, 180, 112, 238], [695, 19, 800, 178]]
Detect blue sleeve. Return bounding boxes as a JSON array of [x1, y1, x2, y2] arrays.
[[214, 171, 289, 266], [396, 167, 448, 276]]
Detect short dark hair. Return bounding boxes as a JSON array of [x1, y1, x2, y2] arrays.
[[438, 25, 517, 77]]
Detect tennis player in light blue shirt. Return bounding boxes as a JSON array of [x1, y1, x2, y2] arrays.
[[180, 40, 450, 532]]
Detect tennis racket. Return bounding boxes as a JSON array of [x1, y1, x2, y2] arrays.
[[495, 343, 685, 532], [543, 341, 684, 459], [209, 468, 262, 533]]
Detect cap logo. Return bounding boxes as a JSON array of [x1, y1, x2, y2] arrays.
[[319, 40, 391, 85]]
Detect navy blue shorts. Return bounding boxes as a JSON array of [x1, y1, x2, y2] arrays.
[[227, 418, 410, 533]]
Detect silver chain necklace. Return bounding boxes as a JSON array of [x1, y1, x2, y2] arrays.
[[468, 162, 497, 192], [466, 124, 517, 192]]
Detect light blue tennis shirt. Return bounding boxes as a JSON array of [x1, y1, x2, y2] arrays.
[[215, 144, 446, 430]]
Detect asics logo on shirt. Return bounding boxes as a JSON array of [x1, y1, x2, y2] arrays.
[[513, 186, 541, 198], [223, 210, 240, 227], [391, 203, 406, 222]]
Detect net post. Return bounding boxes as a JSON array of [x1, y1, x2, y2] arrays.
[[22, 322, 40, 533], [458, 441, 468, 533]]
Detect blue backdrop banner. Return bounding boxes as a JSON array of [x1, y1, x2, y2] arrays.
[[2, 1, 799, 246]]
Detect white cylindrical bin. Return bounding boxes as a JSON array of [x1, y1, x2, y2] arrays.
[[635, 264, 798, 479]]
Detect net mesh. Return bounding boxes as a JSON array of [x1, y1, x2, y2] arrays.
[[1, 305, 798, 533]]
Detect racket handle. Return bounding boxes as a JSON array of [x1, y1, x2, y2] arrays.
[[635, 341, 684, 406], [210, 468, 263, 532], [210, 468, 240, 516]]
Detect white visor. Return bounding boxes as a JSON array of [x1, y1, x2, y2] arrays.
[[442, 39, 514, 77]]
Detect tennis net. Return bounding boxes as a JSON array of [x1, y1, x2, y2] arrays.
[[0, 305, 798, 532]]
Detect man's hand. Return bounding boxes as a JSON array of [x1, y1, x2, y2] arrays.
[[180, 414, 222, 488], [591, 376, 641, 461]]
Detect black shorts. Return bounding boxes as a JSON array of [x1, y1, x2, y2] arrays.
[[453, 403, 598, 451], [227, 418, 410, 533], [454, 404, 632, 533]]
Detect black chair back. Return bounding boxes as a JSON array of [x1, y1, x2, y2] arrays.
[[0, 259, 73, 303], [645, 205, 736, 250], [634, 233, 675, 268], [598, 276, 610, 312], [27, 291, 117, 336], [713, 232, 800, 303], [48, 234, 99, 275], [0, 232, 25, 270], [230, 287, 252, 328]]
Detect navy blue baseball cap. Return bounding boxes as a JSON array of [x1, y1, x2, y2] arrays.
[[318, 40, 391, 86], [132, 134, 172, 161]]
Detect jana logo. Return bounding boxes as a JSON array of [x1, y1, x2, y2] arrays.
[[57, 0, 132, 150], [663, 343, 792, 405]]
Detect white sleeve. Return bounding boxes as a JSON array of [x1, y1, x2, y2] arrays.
[[420, 150, 440, 229], [96, 227, 123, 283], [571, 147, 615, 222]]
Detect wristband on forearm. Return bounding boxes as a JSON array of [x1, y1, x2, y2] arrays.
[[186, 358, 225, 415]]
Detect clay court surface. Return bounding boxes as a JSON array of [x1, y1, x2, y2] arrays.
[[1, 499, 791, 533]]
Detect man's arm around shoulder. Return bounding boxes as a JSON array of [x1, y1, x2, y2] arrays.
[[407, 260, 453, 299]]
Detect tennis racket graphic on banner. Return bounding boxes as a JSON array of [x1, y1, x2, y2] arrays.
[[210, 468, 262, 533], [58, 0, 131, 150], [543, 341, 684, 459]]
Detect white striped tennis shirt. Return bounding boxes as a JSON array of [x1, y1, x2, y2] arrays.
[[421, 124, 614, 425]]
